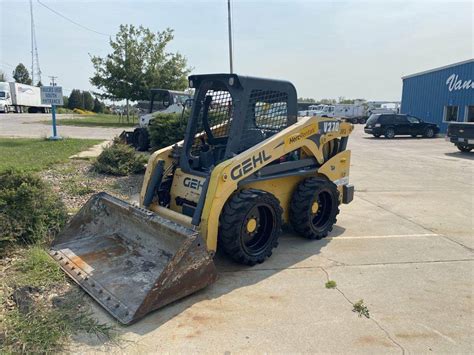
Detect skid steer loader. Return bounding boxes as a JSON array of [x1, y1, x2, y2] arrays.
[[50, 74, 354, 324]]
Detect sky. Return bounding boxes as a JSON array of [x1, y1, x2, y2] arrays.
[[0, 0, 472, 101]]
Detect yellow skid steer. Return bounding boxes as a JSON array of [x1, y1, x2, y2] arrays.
[[50, 74, 354, 324]]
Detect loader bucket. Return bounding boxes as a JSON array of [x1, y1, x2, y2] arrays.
[[49, 192, 217, 325]]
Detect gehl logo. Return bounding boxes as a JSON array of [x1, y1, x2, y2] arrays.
[[183, 177, 204, 191], [231, 150, 272, 180]]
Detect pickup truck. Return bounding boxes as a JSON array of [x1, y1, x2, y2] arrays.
[[447, 122, 474, 153]]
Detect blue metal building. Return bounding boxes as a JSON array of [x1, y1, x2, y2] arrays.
[[401, 59, 474, 133]]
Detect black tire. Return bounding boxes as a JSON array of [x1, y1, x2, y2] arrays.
[[457, 145, 472, 153], [219, 189, 282, 265], [411, 134, 418, 138], [424, 127, 435, 138], [358, 118, 366, 124], [290, 178, 339, 240], [384, 127, 395, 139], [373, 134, 381, 138], [136, 128, 149, 151]]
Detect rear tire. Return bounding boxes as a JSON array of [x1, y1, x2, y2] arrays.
[[136, 128, 149, 151], [457, 145, 472, 153], [424, 127, 435, 138], [358, 118, 366, 124], [373, 134, 381, 138], [219, 189, 282, 265], [384, 128, 395, 139], [290, 178, 339, 240], [411, 134, 417, 138]]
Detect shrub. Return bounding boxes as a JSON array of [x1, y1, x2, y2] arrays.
[[0, 170, 68, 250], [148, 112, 188, 150], [92, 140, 146, 176], [72, 108, 94, 115]]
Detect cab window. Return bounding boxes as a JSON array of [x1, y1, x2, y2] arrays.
[[407, 116, 420, 124]]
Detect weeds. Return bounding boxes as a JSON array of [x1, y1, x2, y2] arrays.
[[325, 280, 337, 289], [63, 177, 95, 196], [1, 246, 116, 353], [93, 139, 146, 176], [353, 299, 370, 318]]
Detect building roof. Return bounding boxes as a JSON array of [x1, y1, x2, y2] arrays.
[[401, 58, 474, 80]]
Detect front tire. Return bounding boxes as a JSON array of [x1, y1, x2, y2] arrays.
[[219, 189, 282, 265], [290, 178, 340, 240], [373, 133, 381, 138]]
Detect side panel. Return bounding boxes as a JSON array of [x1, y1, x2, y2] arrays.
[[241, 175, 306, 223], [200, 116, 353, 252]]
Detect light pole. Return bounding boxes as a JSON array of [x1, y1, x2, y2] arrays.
[[227, 0, 233, 73]]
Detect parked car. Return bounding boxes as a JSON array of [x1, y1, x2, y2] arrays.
[[364, 114, 439, 139], [446, 122, 473, 153]]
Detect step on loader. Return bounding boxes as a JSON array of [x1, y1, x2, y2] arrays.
[[50, 74, 354, 324]]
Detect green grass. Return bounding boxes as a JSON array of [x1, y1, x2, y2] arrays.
[[325, 280, 337, 289], [10, 246, 65, 288], [1, 246, 115, 353], [0, 138, 102, 172], [42, 114, 137, 128]]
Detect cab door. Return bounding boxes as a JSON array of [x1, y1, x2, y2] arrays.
[[406, 115, 423, 135], [395, 115, 410, 135]]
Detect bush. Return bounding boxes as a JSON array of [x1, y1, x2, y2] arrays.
[[0, 170, 68, 249], [72, 108, 95, 115], [148, 112, 188, 150], [93, 140, 146, 176]]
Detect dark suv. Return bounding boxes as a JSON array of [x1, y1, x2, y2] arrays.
[[364, 114, 439, 139]]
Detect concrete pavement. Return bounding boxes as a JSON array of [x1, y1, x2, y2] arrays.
[[71, 125, 473, 353], [0, 113, 124, 139]]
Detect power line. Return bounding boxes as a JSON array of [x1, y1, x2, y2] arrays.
[[36, 0, 110, 37]]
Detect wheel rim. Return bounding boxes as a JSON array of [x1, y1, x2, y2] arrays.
[[241, 203, 276, 256], [427, 129, 433, 137], [311, 190, 333, 231], [387, 129, 394, 138]]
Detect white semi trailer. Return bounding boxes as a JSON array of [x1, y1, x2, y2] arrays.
[[0, 82, 50, 113]]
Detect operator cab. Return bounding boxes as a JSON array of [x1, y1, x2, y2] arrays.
[[181, 74, 297, 173]]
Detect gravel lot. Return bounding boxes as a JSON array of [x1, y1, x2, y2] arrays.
[[67, 125, 472, 353], [0, 113, 124, 139]]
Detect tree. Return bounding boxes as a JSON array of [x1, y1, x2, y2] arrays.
[[93, 97, 105, 113], [319, 98, 336, 105], [90, 24, 190, 119], [68, 89, 83, 110], [298, 97, 316, 103], [83, 91, 94, 111], [338, 96, 354, 104], [62, 95, 69, 108], [36, 80, 43, 87], [0, 70, 7, 81], [12, 63, 32, 85]]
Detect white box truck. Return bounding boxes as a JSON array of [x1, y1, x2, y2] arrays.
[[334, 104, 368, 124], [0, 82, 51, 113]]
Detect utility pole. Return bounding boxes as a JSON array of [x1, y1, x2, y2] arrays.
[[49, 76, 58, 86], [227, 0, 233, 73]]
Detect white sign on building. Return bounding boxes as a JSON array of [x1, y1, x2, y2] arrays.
[[41, 86, 64, 105]]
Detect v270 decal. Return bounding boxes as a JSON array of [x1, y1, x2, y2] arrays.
[[322, 121, 340, 133]]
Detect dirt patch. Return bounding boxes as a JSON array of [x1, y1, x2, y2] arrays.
[[40, 160, 144, 212], [354, 335, 394, 348]]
